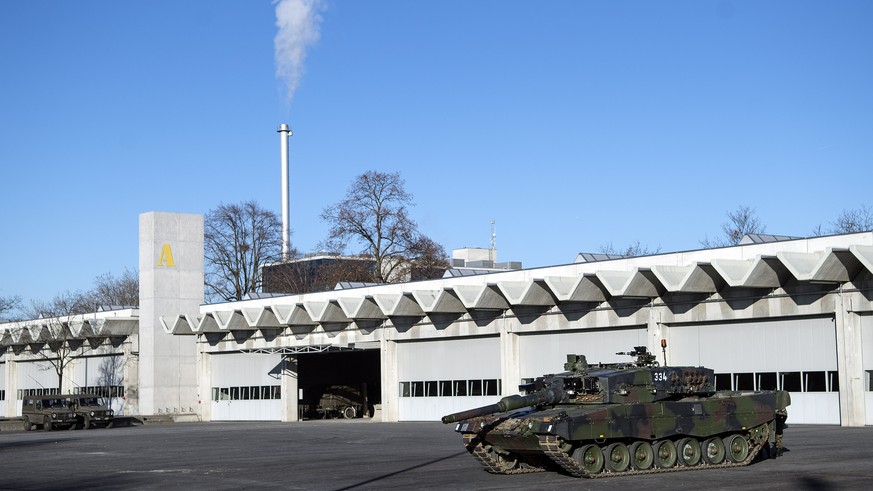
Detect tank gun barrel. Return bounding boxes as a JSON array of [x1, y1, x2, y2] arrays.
[[441, 386, 564, 424]]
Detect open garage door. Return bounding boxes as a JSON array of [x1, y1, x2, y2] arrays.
[[669, 316, 839, 425], [397, 336, 500, 421], [296, 349, 380, 420], [518, 326, 649, 380]]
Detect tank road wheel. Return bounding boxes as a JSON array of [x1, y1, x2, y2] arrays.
[[23, 417, 32, 431], [702, 437, 726, 465], [604, 442, 631, 473], [724, 434, 750, 463], [572, 444, 605, 475], [677, 438, 702, 466], [342, 406, 356, 419], [494, 451, 519, 472], [629, 441, 654, 470], [653, 440, 677, 468], [43, 416, 52, 432]]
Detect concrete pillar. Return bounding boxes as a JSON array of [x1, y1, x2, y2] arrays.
[[4, 359, 18, 418], [138, 212, 203, 416], [197, 342, 212, 422], [835, 294, 865, 427], [380, 336, 399, 422], [280, 355, 299, 422], [499, 318, 520, 396]]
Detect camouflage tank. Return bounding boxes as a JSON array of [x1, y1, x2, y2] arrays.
[[442, 346, 790, 478]]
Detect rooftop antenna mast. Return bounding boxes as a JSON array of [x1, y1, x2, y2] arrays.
[[490, 220, 496, 262]]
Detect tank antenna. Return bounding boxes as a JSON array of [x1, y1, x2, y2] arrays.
[[661, 339, 668, 366]]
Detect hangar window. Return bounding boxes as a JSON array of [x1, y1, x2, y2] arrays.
[[469, 380, 483, 396], [734, 373, 754, 391], [0, 390, 4, 401], [211, 386, 280, 401], [714, 373, 732, 391], [781, 372, 802, 392], [483, 379, 500, 396], [411, 381, 425, 397], [400, 382, 411, 397], [454, 380, 468, 396], [757, 372, 777, 391], [439, 380, 452, 396], [828, 371, 839, 392], [804, 371, 827, 392], [425, 381, 438, 397]]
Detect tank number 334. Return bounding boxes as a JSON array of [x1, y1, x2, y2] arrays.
[[653, 372, 668, 382]]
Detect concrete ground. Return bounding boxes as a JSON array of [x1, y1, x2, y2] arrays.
[[0, 420, 870, 490]]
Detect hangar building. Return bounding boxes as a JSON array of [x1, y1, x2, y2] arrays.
[[3, 212, 873, 428]]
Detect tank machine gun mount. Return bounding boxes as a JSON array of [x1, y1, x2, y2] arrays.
[[441, 347, 790, 478]]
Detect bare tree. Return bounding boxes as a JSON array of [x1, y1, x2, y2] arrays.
[[1, 294, 22, 322], [89, 268, 139, 307], [812, 204, 873, 236], [204, 201, 284, 302], [408, 235, 451, 280], [321, 171, 448, 283], [598, 241, 661, 257], [701, 205, 766, 248], [25, 291, 92, 392]]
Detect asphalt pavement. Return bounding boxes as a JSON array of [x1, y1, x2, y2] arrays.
[[0, 420, 870, 490]]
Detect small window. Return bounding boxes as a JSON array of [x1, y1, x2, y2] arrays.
[[781, 372, 802, 392], [240, 386, 250, 400], [714, 373, 732, 391], [425, 381, 438, 397], [411, 381, 424, 397], [400, 382, 411, 398], [828, 371, 839, 392], [757, 372, 778, 391], [866, 371, 873, 391], [454, 380, 467, 397], [805, 371, 827, 392], [483, 379, 499, 396], [230, 387, 240, 400], [469, 380, 483, 397], [439, 380, 453, 397], [212, 387, 219, 401], [734, 373, 754, 391]]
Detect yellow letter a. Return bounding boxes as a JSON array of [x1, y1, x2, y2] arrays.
[[157, 243, 176, 267]]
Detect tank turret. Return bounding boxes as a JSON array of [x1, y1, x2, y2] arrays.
[[442, 347, 790, 478]]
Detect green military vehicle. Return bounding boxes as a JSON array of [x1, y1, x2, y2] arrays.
[[69, 394, 115, 429], [21, 395, 79, 431], [442, 346, 790, 478]]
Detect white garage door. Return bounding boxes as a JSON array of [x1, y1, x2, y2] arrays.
[[670, 316, 838, 425], [518, 327, 649, 380], [397, 336, 500, 421], [210, 353, 283, 421]]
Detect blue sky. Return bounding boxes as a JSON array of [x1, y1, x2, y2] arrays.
[[1, 0, 871, 305]]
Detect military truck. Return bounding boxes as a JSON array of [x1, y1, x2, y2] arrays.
[[316, 385, 365, 419], [21, 395, 79, 431], [442, 347, 790, 478], [69, 394, 115, 429]]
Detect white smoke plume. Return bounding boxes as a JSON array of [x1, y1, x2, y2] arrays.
[[274, 0, 325, 103]]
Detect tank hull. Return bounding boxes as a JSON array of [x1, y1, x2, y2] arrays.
[[451, 390, 787, 477]]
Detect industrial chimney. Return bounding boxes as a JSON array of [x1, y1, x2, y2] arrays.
[[277, 124, 292, 259]]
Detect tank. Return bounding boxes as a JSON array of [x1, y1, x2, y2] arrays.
[[442, 346, 790, 478]]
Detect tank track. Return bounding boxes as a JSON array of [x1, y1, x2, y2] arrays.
[[537, 424, 770, 478], [462, 434, 546, 474]]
